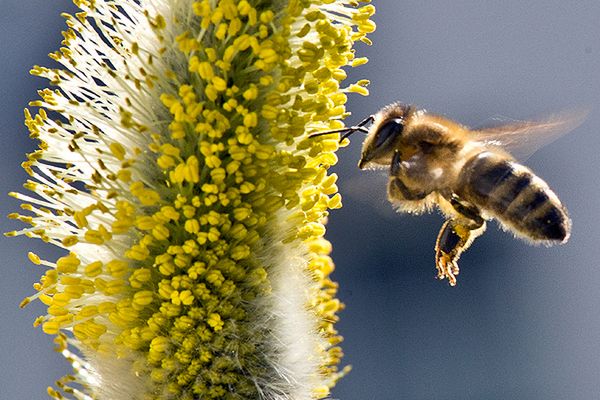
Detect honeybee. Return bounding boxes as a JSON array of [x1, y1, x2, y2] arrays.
[[311, 103, 586, 285]]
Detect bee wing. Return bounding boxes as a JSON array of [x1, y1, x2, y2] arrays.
[[471, 108, 589, 161]]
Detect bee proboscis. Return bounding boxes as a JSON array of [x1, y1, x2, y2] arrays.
[[311, 103, 587, 285]]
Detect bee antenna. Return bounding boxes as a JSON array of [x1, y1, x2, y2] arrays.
[[309, 115, 374, 143]]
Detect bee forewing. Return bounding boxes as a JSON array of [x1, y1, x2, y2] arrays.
[[471, 108, 589, 161]]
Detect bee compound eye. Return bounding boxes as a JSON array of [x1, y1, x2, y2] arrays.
[[374, 118, 404, 149]]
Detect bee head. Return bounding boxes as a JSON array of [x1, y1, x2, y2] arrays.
[[308, 102, 415, 170], [358, 103, 413, 169]]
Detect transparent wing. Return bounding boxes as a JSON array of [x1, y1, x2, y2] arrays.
[[471, 108, 589, 160]]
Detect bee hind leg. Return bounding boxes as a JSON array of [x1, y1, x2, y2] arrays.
[[435, 196, 486, 286]]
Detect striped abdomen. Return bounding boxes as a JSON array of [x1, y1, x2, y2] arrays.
[[457, 151, 570, 243]]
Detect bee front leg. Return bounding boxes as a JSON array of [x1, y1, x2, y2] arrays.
[[435, 196, 486, 286], [388, 151, 428, 201]]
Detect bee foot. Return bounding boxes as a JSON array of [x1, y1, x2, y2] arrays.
[[436, 252, 459, 286]]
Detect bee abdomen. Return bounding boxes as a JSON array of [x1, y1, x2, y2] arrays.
[[459, 151, 570, 243]]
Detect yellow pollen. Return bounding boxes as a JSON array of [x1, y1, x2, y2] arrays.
[[12, 0, 374, 398]]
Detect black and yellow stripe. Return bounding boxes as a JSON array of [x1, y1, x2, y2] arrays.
[[458, 151, 569, 242]]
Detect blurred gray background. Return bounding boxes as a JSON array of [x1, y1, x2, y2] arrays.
[[2, 1, 600, 399]]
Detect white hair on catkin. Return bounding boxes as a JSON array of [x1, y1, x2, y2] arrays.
[[78, 349, 147, 400], [250, 207, 328, 400]]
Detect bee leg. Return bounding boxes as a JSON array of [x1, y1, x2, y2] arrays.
[[389, 176, 428, 201], [448, 194, 485, 227], [435, 197, 485, 286], [388, 151, 428, 201], [390, 150, 403, 176], [435, 220, 465, 286]]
